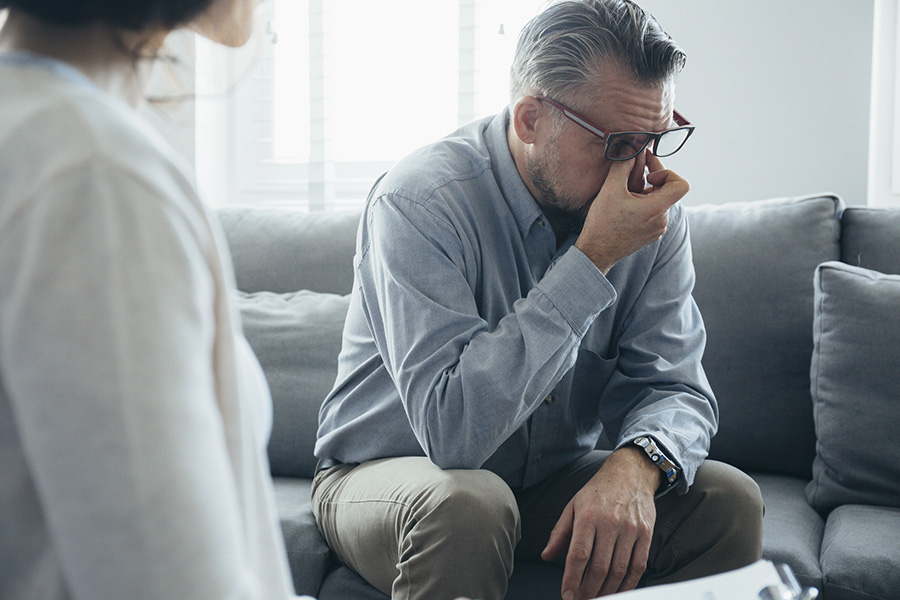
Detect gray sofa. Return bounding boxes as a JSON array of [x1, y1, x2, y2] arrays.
[[219, 193, 900, 600]]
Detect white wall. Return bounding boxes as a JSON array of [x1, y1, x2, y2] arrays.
[[637, 0, 875, 206]]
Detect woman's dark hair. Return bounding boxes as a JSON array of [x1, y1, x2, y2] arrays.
[[0, 0, 214, 31]]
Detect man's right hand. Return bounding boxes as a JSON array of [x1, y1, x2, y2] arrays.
[[574, 152, 690, 275]]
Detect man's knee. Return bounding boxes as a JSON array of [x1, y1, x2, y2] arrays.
[[394, 467, 520, 599], [416, 468, 521, 549], [693, 461, 764, 557], [696, 461, 764, 518]]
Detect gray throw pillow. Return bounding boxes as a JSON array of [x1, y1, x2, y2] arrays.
[[806, 262, 900, 511], [235, 290, 350, 479]]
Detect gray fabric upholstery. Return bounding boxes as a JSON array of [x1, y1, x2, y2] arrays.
[[271, 478, 332, 598], [753, 473, 824, 590], [806, 263, 900, 511], [219, 208, 359, 295], [820, 505, 900, 600], [840, 207, 900, 276], [685, 195, 842, 478], [235, 290, 350, 478], [216, 198, 900, 600]]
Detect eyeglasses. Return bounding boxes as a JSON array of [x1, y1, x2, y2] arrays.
[[534, 95, 695, 161]]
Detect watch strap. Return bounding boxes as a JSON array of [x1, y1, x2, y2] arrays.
[[633, 436, 679, 485]]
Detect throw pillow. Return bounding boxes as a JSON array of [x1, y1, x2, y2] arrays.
[[234, 289, 350, 479], [806, 261, 900, 511]]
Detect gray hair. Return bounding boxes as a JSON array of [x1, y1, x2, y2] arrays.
[[509, 0, 686, 110]]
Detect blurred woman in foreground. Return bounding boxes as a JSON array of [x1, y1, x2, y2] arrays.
[[0, 1, 304, 598]]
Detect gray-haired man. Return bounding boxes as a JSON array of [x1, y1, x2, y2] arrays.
[[313, 2, 763, 599]]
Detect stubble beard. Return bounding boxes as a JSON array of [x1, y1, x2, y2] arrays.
[[526, 146, 591, 237]]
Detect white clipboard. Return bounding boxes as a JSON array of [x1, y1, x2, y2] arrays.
[[606, 560, 819, 600]]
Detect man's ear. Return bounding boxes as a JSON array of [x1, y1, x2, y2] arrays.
[[511, 96, 542, 145]]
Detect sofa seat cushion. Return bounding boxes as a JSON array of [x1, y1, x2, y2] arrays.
[[686, 195, 842, 478], [806, 262, 900, 511], [752, 473, 824, 591], [272, 477, 332, 598], [236, 290, 350, 478], [820, 505, 900, 600]]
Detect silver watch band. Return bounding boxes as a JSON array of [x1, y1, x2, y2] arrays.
[[633, 436, 679, 485]]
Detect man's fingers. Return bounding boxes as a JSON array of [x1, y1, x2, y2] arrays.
[[645, 151, 666, 174], [594, 537, 639, 596], [542, 506, 574, 562], [646, 167, 689, 193], [617, 534, 651, 593], [576, 533, 616, 599], [627, 151, 648, 194], [602, 157, 637, 193], [643, 153, 690, 197], [560, 523, 599, 600]]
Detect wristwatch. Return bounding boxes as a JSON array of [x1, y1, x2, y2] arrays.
[[633, 436, 679, 486]]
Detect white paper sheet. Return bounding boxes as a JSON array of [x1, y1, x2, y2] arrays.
[[605, 560, 787, 600]]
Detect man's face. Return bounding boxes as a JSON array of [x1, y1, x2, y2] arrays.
[[524, 67, 676, 235]]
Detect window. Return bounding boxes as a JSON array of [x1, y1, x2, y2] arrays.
[[869, 0, 900, 207], [195, 0, 546, 211]]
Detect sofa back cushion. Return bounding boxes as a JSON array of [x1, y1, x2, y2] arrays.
[[686, 195, 842, 478], [218, 208, 360, 295], [840, 207, 900, 276], [235, 290, 350, 478], [218, 208, 360, 478]]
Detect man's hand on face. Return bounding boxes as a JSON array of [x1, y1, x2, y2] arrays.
[[541, 447, 660, 599], [574, 152, 689, 275]]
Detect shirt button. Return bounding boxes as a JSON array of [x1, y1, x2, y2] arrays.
[[537, 218, 546, 227], [544, 395, 554, 405], [536, 453, 543, 462]]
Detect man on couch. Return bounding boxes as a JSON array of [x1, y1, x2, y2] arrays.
[[313, 1, 763, 599]]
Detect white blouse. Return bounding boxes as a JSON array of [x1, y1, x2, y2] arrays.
[[0, 52, 298, 599]]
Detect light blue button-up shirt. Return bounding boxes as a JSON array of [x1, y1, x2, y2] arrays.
[[315, 110, 716, 493]]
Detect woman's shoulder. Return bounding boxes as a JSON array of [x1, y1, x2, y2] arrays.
[[9, 72, 186, 180], [0, 58, 206, 234]]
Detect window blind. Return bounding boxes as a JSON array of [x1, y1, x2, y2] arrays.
[[198, 0, 545, 211]]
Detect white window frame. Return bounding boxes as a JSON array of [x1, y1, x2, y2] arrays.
[[195, 0, 542, 211], [212, 0, 479, 211], [869, 0, 900, 206]]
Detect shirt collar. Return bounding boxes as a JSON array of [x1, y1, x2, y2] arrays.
[[484, 108, 545, 239], [0, 50, 96, 90]]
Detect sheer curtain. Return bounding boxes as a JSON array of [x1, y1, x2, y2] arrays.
[[195, 0, 546, 211]]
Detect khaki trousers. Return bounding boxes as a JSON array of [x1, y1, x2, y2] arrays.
[[311, 452, 763, 600]]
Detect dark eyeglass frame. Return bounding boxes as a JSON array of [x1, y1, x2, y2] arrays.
[[534, 95, 695, 161]]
